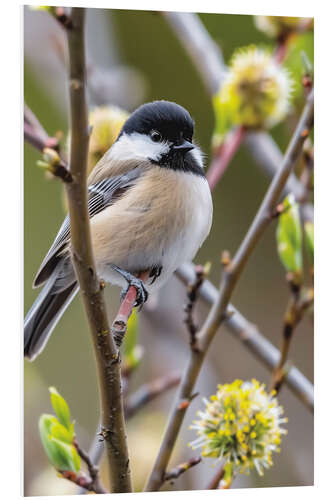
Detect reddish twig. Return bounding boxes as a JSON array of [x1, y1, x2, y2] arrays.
[[61, 469, 107, 494], [274, 33, 292, 64], [24, 104, 60, 153], [111, 271, 150, 349], [71, 440, 108, 494], [207, 126, 246, 190]]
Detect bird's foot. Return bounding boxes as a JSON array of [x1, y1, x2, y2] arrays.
[[120, 277, 148, 308], [112, 265, 148, 307]]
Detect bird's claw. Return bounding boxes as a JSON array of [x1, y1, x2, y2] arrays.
[[121, 277, 148, 308], [149, 265, 163, 285]]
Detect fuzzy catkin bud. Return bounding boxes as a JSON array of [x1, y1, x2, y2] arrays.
[[216, 46, 293, 130], [189, 379, 287, 477]]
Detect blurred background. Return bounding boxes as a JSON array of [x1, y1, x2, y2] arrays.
[[24, 6, 313, 495]]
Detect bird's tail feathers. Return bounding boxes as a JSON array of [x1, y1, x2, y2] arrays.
[[24, 267, 78, 361]]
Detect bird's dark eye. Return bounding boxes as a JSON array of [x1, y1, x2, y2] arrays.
[[150, 130, 162, 143]]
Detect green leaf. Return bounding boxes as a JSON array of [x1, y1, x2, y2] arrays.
[[50, 420, 74, 444], [304, 221, 314, 265], [49, 387, 71, 431], [48, 437, 81, 473], [39, 414, 80, 472], [276, 194, 303, 273]]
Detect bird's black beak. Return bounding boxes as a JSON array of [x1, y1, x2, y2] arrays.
[[172, 140, 194, 154]]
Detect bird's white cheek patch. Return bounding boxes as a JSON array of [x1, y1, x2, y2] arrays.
[[190, 146, 204, 169], [108, 133, 170, 162]]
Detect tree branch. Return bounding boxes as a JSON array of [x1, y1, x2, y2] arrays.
[[271, 283, 314, 393], [207, 126, 247, 190], [64, 8, 132, 493], [73, 440, 107, 494], [163, 457, 201, 483], [183, 264, 207, 351], [177, 262, 314, 412], [145, 90, 314, 492], [162, 12, 225, 94], [24, 103, 60, 153]]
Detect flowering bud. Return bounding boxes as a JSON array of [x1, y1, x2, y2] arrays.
[[215, 46, 293, 132], [87, 106, 129, 173], [189, 379, 287, 477]]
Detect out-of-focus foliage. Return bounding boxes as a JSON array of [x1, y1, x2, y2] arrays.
[[39, 388, 80, 473], [123, 310, 144, 371], [87, 106, 129, 173], [304, 221, 314, 267], [284, 32, 314, 102], [254, 16, 313, 39], [213, 45, 293, 145], [276, 194, 303, 274]]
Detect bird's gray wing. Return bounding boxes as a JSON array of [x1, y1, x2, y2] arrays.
[[33, 167, 143, 287]]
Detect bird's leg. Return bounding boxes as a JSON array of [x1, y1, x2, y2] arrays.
[[111, 265, 148, 307]]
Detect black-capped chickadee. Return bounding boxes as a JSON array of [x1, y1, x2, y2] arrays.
[[24, 100, 213, 360]]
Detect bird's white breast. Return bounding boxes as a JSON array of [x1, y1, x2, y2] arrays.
[[160, 172, 213, 280]]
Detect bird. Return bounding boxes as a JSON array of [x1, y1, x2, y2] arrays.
[[24, 100, 213, 360]]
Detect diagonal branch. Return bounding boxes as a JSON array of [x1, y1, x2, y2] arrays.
[[145, 90, 314, 492], [176, 263, 314, 412], [162, 12, 225, 94], [63, 8, 132, 493], [24, 103, 60, 153]]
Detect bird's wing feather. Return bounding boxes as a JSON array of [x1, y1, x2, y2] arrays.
[[33, 167, 143, 287]]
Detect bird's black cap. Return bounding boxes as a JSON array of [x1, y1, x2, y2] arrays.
[[121, 100, 194, 144]]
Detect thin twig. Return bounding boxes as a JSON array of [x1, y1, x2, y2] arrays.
[[64, 8, 132, 493], [271, 284, 314, 393], [111, 271, 149, 349], [24, 104, 60, 153], [184, 265, 206, 351], [245, 132, 314, 223], [163, 457, 201, 483], [176, 262, 314, 412], [145, 90, 314, 492], [125, 372, 181, 419], [207, 126, 247, 190], [73, 441, 107, 494]]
